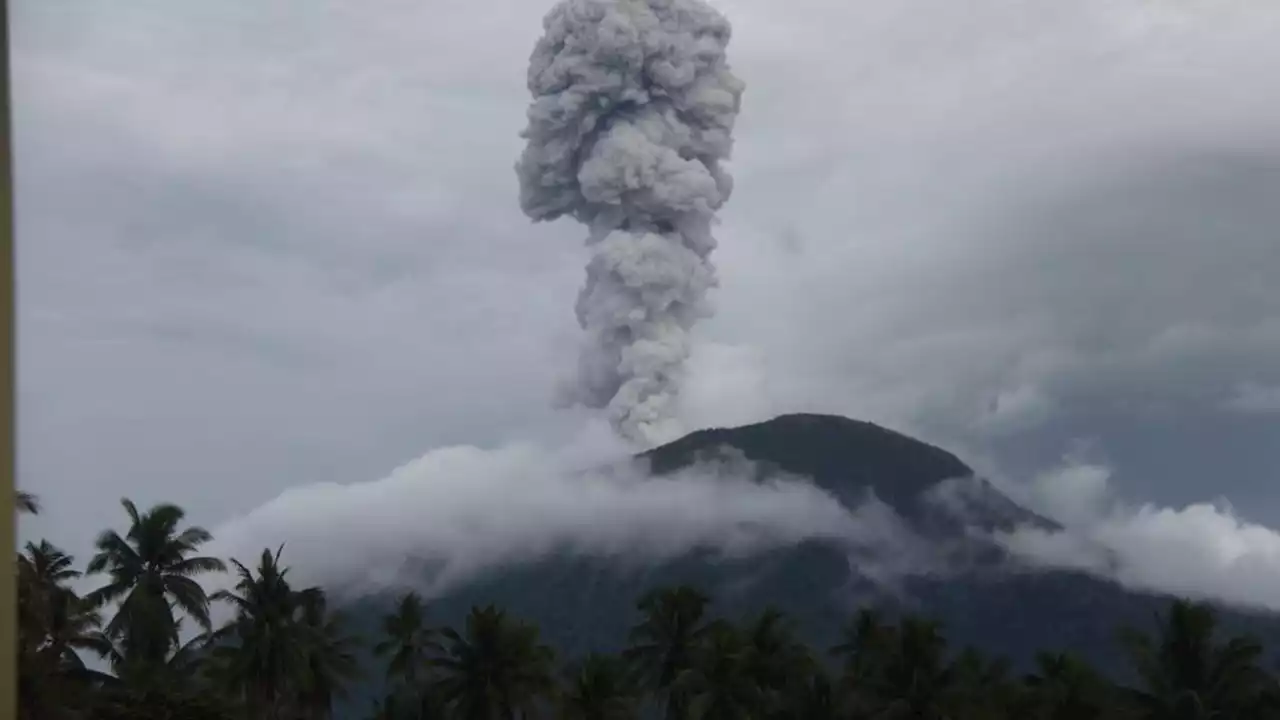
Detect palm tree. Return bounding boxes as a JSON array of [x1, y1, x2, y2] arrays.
[[874, 616, 954, 720], [16, 539, 86, 671], [373, 591, 440, 719], [1119, 599, 1269, 720], [948, 646, 1021, 720], [830, 607, 897, 715], [17, 540, 83, 623], [16, 539, 96, 637], [739, 607, 811, 714], [209, 546, 310, 720], [673, 621, 759, 720], [624, 586, 713, 720], [1024, 651, 1110, 720], [432, 605, 556, 720], [95, 618, 219, 695], [560, 653, 640, 720], [16, 541, 111, 720], [296, 587, 364, 720], [85, 498, 226, 668], [1250, 676, 1280, 720], [89, 637, 242, 720], [775, 669, 840, 720]]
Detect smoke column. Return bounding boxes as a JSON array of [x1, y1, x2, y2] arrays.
[[516, 0, 745, 444]]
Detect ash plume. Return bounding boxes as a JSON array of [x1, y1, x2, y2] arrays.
[[516, 0, 745, 445]]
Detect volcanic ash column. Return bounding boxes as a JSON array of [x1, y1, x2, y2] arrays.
[[516, 0, 745, 445]]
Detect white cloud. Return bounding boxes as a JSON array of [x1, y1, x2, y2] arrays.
[[1024, 461, 1113, 527], [204, 421, 921, 601], [997, 457, 1280, 613]]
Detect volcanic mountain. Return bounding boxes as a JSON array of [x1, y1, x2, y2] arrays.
[[338, 413, 1280, 710]]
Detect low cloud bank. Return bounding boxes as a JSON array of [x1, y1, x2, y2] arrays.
[[995, 458, 1280, 613], [207, 421, 920, 600], [207, 421, 1280, 618]]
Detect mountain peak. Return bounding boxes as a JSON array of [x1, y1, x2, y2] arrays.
[[642, 413, 974, 512]]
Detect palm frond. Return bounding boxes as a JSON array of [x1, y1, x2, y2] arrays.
[[17, 490, 39, 514]]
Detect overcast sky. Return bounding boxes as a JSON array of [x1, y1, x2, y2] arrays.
[[12, 0, 1280, 590]]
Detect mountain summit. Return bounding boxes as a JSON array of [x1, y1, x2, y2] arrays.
[[643, 413, 1051, 535], [645, 413, 971, 506]]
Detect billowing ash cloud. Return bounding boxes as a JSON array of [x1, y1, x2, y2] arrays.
[[516, 0, 745, 444]]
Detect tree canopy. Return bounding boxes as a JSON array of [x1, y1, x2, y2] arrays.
[[17, 496, 1280, 720]]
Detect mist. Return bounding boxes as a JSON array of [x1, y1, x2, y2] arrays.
[[995, 458, 1280, 613], [204, 421, 920, 600]]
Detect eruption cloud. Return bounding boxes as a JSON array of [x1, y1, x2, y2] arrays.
[[516, 0, 745, 445]]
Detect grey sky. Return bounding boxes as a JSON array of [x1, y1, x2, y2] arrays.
[[12, 0, 1280, 597]]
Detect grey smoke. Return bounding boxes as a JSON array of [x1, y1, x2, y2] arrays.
[[516, 0, 745, 444]]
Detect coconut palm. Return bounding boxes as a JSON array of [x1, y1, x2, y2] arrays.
[[774, 668, 840, 720], [374, 591, 440, 719], [624, 586, 713, 720], [738, 607, 811, 714], [209, 545, 310, 720], [673, 621, 759, 720], [874, 616, 954, 720], [432, 605, 556, 720], [89, 643, 241, 720], [18, 540, 79, 588], [1119, 600, 1269, 720], [947, 646, 1021, 720], [830, 607, 898, 715], [560, 653, 641, 720], [16, 543, 111, 720], [296, 587, 364, 720], [17, 540, 83, 643], [1024, 651, 1111, 720], [84, 498, 226, 667], [94, 618, 218, 696]]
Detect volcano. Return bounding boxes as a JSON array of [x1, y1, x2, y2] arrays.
[[338, 413, 1280, 712]]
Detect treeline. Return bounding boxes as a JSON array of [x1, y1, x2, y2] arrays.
[[16, 492, 1280, 719]]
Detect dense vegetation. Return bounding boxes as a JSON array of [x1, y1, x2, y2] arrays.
[[18, 492, 1280, 720]]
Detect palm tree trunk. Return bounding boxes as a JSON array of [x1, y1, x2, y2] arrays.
[[665, 692, 685, 720]]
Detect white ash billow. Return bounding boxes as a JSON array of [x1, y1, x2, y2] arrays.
[[516, 0, 745, 445]]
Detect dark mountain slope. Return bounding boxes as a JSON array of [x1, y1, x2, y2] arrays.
[[644, 412, 1054, 535], [336, 413, 1280, 715], [644, 413, 972, 508]]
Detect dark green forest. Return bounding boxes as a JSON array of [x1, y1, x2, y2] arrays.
[[18, 491, 1280, 720]]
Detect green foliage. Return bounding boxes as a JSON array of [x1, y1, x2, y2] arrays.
[[560, 653, 641, 720], [431, 604, 556, 720], [373, 591, 441, 719], [84, 498, 226, 668], [625, 586, 714, 719], [16, 496, 1280, 720]]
